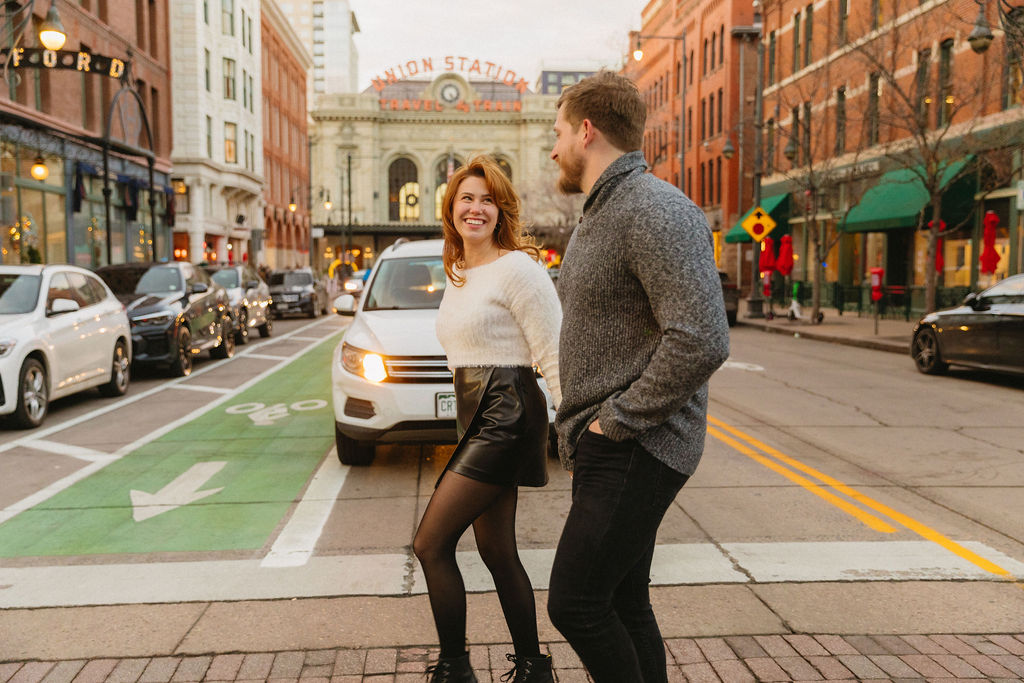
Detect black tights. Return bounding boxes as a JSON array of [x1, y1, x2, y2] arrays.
[[413, 470, 540, 659]]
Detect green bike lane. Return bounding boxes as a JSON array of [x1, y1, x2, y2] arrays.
[[0, 332, 342, 558]]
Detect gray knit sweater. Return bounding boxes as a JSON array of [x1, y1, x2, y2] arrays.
[[555, 151, 730, 476]]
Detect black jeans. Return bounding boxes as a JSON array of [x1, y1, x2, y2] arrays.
[[547, 430, 689, 683]]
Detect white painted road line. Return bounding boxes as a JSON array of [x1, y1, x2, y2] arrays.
[[169, 384, 234, 394], [0, 321, 344, 526], [261, 449, 350, 568], [20, 440, 116, 463], [2, 540, 1022, 608], [239, 353, 291, 361]]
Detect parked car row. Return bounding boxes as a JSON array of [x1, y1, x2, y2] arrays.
[[0, 261, 329, 430]]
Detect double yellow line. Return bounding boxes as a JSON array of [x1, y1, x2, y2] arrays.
[[706, 415, 1016, 581]]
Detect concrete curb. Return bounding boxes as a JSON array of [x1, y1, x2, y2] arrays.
[[735, 319, 911, 355]]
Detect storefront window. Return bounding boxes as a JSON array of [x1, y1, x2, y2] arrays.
[[45, 191, 66, 263], [388, 158, 419, 222], [433, 156, 463, 221]]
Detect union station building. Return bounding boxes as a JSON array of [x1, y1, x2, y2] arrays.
[[308, 58, 578, 271]]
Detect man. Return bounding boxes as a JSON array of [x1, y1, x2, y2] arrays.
[[546, 71, 730, 683]]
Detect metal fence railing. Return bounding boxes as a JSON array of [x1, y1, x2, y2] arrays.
[[764, 278, 973, 321]]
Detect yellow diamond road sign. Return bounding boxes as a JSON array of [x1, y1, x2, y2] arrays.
[[742, 207, 777, 242]]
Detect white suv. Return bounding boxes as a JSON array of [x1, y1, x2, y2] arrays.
[[331, 239, 555, 465]]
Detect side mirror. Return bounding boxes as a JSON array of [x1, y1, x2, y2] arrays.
[[246, 280, 259, 290], [190, 282, 209, 294], [333, 294, 356, 316], [48, 298, 80, 315], [963, 292, 986, 310]]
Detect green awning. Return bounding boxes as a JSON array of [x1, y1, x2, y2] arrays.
[[840, 158, 976, 233], [725, 193, 790, 243]]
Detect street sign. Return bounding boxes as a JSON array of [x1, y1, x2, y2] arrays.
[[742, 206, 777, 242]]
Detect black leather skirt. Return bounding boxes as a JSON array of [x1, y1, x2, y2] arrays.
[[438, 366, 550, 488]]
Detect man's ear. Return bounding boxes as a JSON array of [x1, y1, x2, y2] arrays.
[[579, 118, 596, 148]]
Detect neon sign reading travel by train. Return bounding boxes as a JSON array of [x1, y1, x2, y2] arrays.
[[372, 56, 529, 94], [1, 48, 129, 80]]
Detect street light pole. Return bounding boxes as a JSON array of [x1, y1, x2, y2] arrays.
[[747, 1, 766, 317], [631, 30, 686, 193]]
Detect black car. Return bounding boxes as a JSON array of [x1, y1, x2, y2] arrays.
[[95, 262, 235, 376], [911, 273, 1024, 376], [268, 268, 329, 318], [719, 271, 740, 327], [200, 263, 273, 343]]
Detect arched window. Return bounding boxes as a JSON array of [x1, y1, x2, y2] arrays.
[[494, 157, 513, 180], [434, 155, 464, 220], [388, 158, 420, 222]]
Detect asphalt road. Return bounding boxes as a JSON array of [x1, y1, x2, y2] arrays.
[[1, 320, 1022, 640]]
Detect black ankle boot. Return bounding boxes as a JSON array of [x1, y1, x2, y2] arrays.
[[425, 653, 477, 683], [502, 653, 554, 682]]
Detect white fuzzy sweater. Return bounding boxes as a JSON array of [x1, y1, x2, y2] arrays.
[[436, 250, 561, 407]]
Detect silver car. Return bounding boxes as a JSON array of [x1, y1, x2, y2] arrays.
[[202, 264, 273, 343]]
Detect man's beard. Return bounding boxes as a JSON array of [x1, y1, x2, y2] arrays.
[[557, 153, 585, 195]]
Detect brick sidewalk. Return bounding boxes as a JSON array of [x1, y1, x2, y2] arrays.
[[4, 634, 1024, 682]]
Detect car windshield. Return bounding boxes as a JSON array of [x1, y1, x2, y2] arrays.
[[981, 275, 1024, 303], [135, 266, 184, 294], [0, 273, 41, 314], [210, 269, 240, 288], [363, 256, 446, 310], [269, 272, 313, 287]]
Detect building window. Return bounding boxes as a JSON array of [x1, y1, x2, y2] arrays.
[[206, 116, 213, 157], [240, 9, 246, 49], [802, 102, 811, 166], [915, 48, 931, 126], [700, 164, 706, 205], [223, 58, 236, 99], [224, 122, 237, 163], [867, 72, 880, 145], [204, 49, 211, 91], [242, 69, 248, 109], [790, 105, 800, 165], [768, 31, 776, 85], [222, 0, 234, 36], [715, 157, 722, 204], [248, 17, 253, 54], [834, 87, 846, 155], [203, 0, 208, 24], [719, 26, 725, 65], [686, 168, 692, 197], [388, 158, 420, 222], [804, 4, 813, 66], [792, 13, 801, 72], [700, 98, 706, 139], [689, 50, 694, 84], [687, 107, 692, 147], [937, 39, 954, 127], [710, 33, 716, 70], [707, 160, 714, 205], [1003, 54, 1024, 109], [766, 118, 776, 173], [708, 93, 715, 136], [717, 87, 723, 135], [703, 38, 708, 75], [838, 0, 848, 43], [249, 74, 255, 112], [433, 156, 464, 220]]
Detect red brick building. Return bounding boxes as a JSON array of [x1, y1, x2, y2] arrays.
[[261, 2, 311, 269], [624, 0, 762, 289], [1, 0, 173, 266], [756, 0, 1022, 308]]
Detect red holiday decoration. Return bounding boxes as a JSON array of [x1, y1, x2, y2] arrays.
[[929, 219, 946, 274], [775, 235, 794, 277], [979, 210, 1001, 275], [759, 236, 776, 273]]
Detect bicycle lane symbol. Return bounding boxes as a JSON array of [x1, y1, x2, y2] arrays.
[[225, 399, 328, 426]]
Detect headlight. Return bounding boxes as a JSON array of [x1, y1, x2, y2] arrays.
[[0, 339, 16, 357], [131, 312, 173, 326], [341, 343, 388, 383], [344, 280, 359, 291]]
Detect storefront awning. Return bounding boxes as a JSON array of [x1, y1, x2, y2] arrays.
[[724, 193, 790, 243], [839, 158, 976, 233]]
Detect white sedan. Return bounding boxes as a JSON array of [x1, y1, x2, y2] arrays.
[[0, 264, 132, 428]]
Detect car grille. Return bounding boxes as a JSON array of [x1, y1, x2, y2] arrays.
[[383, 356, 452, 384], [344, 397, 376, 419]]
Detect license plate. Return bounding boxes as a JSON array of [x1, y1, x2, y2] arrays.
[[435, 392, 457, 418], [281, 294, 298, 302]]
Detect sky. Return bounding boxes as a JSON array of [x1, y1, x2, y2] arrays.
[[349, 0, 650, 92]]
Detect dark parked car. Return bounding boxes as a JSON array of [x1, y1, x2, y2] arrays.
[[911, 273, 1024, 376], [95, 262, 235, 376], [200, 263, 273, 343], [719, 272, 739, 327], [268, 268, 329, 318]]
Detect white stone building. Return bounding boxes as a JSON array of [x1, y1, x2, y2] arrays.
[[170, 0, 264, 265]]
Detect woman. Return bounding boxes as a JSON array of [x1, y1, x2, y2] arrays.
[[414, 155, 561, 683]]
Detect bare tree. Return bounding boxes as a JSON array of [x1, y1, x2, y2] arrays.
[[519, 166, 584, 255], [844, 1, 1024, 312]]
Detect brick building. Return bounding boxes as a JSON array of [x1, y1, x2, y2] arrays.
[[756, 0, 1023, 311], [261, 0, 312, 270], [624, 0, 763, 290], [1, 0, 173, 266]]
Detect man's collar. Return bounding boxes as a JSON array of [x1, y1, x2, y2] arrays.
[[583, 151, 647, 212]]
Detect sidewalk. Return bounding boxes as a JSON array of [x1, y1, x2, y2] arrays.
[[733, 298, 916, 355]]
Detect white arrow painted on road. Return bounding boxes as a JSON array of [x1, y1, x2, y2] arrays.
[[129, 461, 227, 522]]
